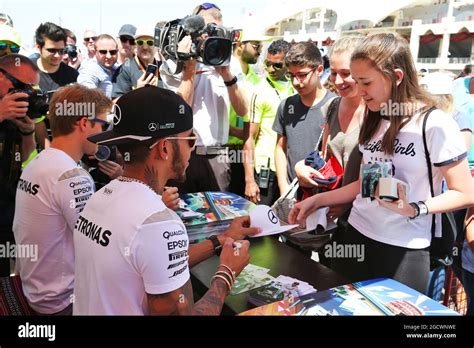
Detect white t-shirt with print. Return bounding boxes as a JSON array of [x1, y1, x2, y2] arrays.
[[348, 109, 467, 249], [73, 179, 190, 315], [161, 61, 241, 147], [13, 147, 95, 314]]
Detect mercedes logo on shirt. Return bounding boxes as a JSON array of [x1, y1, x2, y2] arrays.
[[112, 104, 122, 125], [148, 123, 158, 132], [268, 209, 278, 224]]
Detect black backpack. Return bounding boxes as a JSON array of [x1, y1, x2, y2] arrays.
[[422, 108, 458, 270]]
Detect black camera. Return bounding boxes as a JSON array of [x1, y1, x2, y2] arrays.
[[9, 86, 49, 119], [64, 44, 78, 59], [158, 15, 241, 68]]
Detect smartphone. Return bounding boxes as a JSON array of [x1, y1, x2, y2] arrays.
[[145, 64, 158, 79]]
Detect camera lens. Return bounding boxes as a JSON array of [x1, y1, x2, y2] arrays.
[[203, 38, 231, 66], [95, 145, 111, 162]]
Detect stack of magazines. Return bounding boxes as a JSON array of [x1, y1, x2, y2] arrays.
[[176, 192, 256, 243]]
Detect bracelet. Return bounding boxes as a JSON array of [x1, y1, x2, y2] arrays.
[[417, 201, 429, 216], [19, 129, 35, 136], [409, 202, 420, 220], [211, 274, 232, 292], [215, 271, 234, 286], [218, 264, 236, 282], [223, 76, 238, 87]]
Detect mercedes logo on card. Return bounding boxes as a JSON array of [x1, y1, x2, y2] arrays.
[[268, 209, 278, 224], [112, 104, 122, 125], [148, 123, 158, 132]]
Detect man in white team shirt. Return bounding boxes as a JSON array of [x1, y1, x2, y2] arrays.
[[74, 86, 257, 315], [13, 84, 112, 315]]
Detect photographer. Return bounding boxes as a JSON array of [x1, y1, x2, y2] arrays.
[[160, 3, 248, 193], [13, 84, 112, 314], [62, 28, 83, 70], [0, 54, 39, 276]]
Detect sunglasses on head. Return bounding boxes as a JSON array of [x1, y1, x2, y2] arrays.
[[84, 36, 98, 42], [98, 49, 118, 55], [0, 67, 30, 90], [45, 47, 66, 55], [264, 60, 284, 70], [0, 41, 20, 53], [196, 2, 221, 14], [119, 36, 135, 45], [135, 39, 154, 47]]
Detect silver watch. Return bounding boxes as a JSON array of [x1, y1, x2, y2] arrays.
[[417, 201, 429, 216]]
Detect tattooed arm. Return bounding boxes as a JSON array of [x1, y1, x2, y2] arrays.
[[147, 239, 250, 316]]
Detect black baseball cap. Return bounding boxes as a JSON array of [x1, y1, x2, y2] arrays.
[[88, 86, 193, 146]]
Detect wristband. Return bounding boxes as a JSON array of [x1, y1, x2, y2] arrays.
[[211, 274, 232, 292], [218, 263, 236, 282], [224, 76, 238, 87], [417, 201, 429, 216], [409, 202, 420, 220]]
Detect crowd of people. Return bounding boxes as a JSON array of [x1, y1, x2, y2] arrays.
[[0, 3, 474, 316]]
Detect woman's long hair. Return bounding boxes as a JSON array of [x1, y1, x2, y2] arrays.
[[353, 33, 436, 155]]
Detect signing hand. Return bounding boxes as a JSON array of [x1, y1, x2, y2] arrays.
[[219, 238, 250, 277]]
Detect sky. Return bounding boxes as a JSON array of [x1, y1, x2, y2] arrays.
[[0, 0, 272, 49]]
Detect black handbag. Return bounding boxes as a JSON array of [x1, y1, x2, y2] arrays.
[[421, 108, 458, 270]]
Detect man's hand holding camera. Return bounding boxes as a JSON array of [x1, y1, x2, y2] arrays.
[[0, 91, 30, 122]]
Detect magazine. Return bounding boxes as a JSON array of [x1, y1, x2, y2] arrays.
[[176, 192, 255, 243], [239, 278, 459, 316]]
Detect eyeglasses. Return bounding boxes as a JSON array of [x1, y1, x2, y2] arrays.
[[195, 2, 221, 14], [135, 39, 154, 47], [98, 49, 118, 55], [0, 41, 20, 53], [45, 47, 66, 55], [264, 60, 284, 71], [119, 36, 135, 45], [0, 67, 31, 90], [285, 68, 316, 83], [84, 36, 98, 42], [89, 117, 112, 131], [149, 132, 198, 150]]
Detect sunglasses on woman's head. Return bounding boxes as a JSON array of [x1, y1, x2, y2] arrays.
[[0, 41, 20, 53], [135, 39, 154, 47]]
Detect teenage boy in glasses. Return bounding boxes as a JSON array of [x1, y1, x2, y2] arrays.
[[13, 84, 112, 315], [78, 34, 119, 98], [116, 24, 136, 66], [33, 22, 79, 151], [243, 39, 294, 205], [112, 26, 161, 100]]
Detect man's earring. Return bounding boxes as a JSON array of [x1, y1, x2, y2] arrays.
[[165, 156, 169, 160]]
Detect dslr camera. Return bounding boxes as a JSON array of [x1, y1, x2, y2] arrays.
[[157, 15, 241, 69], [9, 85, 49, 119], [64, 44, 78, 59]]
